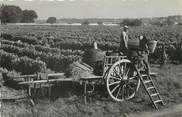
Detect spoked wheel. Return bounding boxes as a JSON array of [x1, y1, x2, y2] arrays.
[[106, 59, 140, 102]]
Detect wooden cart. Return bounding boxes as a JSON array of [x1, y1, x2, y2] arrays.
[[15, 54, 164, 109]]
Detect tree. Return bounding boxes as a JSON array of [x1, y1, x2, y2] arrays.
[[21, 10, 38, 23], [132, 19, 143, 26], [81, 20, 89, 26], [121, 18, 142, 26], [97, 21, 103, 25], [151, 21, 163, 26], [166, 18, 175, 25], [46, 17, 57, 24], [0, 5, 23, 23]]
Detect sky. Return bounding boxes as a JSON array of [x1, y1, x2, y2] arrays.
[[0, 0, 182, 19]]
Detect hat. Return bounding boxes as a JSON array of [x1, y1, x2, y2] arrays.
[[124, 25, 129, 29], [139, 35, 143, 40]]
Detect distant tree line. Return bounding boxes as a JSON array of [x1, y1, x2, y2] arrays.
[[120, 18, 143, 26], [79, 16, 181, 26], [0, 5, 38, 24], [79, 19, 143, 26]]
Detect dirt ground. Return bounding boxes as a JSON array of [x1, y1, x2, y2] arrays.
[[129, 104, 182, 117], [1, 64, 182, 117]]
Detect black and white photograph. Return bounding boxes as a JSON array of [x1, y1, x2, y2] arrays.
[[0, 0, 182, 116]]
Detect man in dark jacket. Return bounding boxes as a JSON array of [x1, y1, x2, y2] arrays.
[[138, 35, 150, 75]]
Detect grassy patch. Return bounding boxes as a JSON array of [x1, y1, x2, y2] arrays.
[[1, 64, 182, 117]]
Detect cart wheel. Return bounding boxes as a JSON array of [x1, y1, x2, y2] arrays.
[[106, 59, 140, 102]]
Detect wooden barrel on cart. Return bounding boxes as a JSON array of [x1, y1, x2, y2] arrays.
[[83, 49, 105, 66], [83, 42, 105, 67], [128, 39, 140, 50], [128, 39, 157, 53], [82, 42, 105, 75]]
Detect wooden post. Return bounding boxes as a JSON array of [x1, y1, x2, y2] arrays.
[[47, 73, 52, 100], [48, 84, 51, 101], [84, 80, 87, 104], [27, 85, 35, 106], [33, 83, 36, 99], [33, 73, 38, 99], [40, 84, 42, 97], [28, 85, 31, 97]]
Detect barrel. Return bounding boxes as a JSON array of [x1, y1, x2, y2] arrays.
[[82, 49, 105, 67], [148, 41, 158, 53], [128, 39, 140, 50]]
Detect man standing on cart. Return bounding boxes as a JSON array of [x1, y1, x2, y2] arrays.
[[119, 26, 150, 75], [119, 25, 129, 55]]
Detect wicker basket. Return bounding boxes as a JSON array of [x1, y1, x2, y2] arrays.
[[148, 41, 158, 53], [66, 61, 94, 81]]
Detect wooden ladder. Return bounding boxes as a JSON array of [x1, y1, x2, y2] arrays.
[[135, 68, 165, 109]]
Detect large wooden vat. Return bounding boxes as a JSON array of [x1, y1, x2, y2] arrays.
[[83, 48, 105, 67]]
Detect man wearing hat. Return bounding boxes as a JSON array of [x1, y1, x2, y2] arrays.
[[119, 25, 129, 55]]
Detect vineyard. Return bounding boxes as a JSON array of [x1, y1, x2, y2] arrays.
[[1, 25, 182, 117], [0, 25, 182, 75]]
